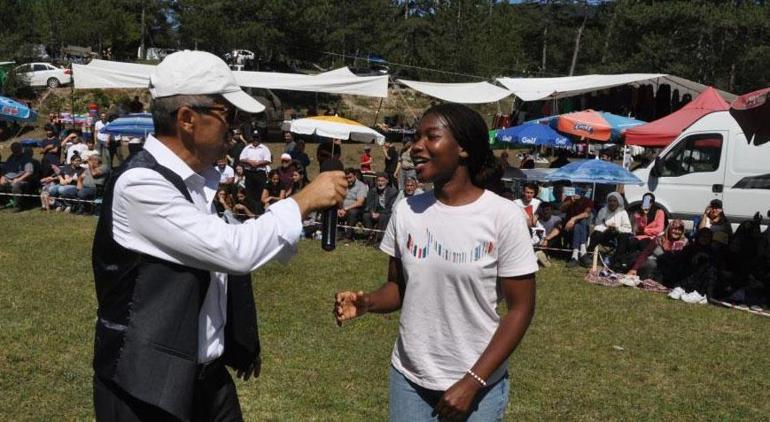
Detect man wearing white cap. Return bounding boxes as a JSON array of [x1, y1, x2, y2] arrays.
[[91, 51, 347, 421]]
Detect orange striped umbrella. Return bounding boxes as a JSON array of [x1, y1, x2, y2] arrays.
[[554, 109, 613, 141]]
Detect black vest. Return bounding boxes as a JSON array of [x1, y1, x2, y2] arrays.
[[92, 150, 259, 420]]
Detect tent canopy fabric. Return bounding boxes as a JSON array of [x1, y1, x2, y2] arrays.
[[497, 73, 667, 102], [624, 87, 729, 147], [397, 79, 512, 104], [74, 60, 388, 97], [496, 73, 736, 102], [235, 67, 387, 97]]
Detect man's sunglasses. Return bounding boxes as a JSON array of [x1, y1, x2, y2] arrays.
[[173, 105, 238, 124]]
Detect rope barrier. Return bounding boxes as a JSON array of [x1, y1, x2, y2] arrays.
[[2, 190, 595, 252]]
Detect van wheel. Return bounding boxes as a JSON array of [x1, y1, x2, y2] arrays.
[[47, 78, 60, 88]]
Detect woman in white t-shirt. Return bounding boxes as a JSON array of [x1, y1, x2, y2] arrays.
[[335, 104, 538, 421]]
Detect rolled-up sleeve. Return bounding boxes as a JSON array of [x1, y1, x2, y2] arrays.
[[112, 168, 303, 275]]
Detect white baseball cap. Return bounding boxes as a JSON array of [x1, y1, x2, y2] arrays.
[[149, 50, 265, 114]]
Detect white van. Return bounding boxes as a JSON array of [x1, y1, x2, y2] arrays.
[[624, 111, 770, 228]]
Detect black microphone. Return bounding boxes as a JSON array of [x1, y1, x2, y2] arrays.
[[320, 158, 344, 251]]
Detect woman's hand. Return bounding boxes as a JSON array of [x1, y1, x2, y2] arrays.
[[435, 375, 483, 420], [565, 218, 575, 231], [334, 291, 369, 326]]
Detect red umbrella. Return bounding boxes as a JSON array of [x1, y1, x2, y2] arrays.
[[730, 87, 770, 146]]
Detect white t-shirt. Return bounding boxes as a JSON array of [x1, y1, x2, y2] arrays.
[[214, 164, 235, 184], [513, 198, 541, 221], [94, 120, 110, 144], [380, 190, 538, 390]]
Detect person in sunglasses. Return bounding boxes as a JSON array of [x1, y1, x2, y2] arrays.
[[91, 51, 347, 421]]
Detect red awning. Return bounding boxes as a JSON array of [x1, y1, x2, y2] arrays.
[[624, 87, 729, 147]]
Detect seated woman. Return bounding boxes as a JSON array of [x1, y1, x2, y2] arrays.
[[285, 169, 306, 197], [233, 188, 257, 222], [261, 169, 286, 211], [626, 219, 688, 280], [580, 192, 632, 267], [629, 193, 665, 244]]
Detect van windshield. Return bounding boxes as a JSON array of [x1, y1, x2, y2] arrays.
[[660, 134, 723, 177]]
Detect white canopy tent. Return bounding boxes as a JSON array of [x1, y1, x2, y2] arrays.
[[397, 79, 513, 104], [235, 67, 388, 98], [497, 73, 736, 102], [73, 60, 388, 97], [396, 73, 735, 105]]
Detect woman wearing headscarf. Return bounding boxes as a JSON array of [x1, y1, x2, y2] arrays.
[[626, 219, 688, 280], [580, 192, 632, 266]]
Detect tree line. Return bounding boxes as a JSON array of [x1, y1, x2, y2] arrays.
[[1, 0, 769, 94]]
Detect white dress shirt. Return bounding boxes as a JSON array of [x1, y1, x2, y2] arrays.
[[214, 164, 235, 184], [239, 143, 271, 172], [111, 135, 302, 362]]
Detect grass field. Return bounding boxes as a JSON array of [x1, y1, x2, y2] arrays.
[[1, 210, 769, 421]]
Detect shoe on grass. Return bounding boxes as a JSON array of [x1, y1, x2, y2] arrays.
[[566, 258, 579, 268], [668, 287, 685, 300], [619, 274, 641, 287], [681, 291, 707, 304]]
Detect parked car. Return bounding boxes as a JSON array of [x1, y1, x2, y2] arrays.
[[224, 49, 256, 64], [13, 62, 72, 88], [624, 110, 770, 230]]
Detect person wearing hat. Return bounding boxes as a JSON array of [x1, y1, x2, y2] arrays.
[[359, 144, 373, 173], [238, 127, 272, 214], [277, 152, 296, 192], [698, 198, 733, 245], [363, 172, 398, 244], [91, 50, 347, 421]]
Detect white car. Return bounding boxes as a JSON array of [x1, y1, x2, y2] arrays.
[[224, 49, 255, 63], [14, 62, 72, 88]]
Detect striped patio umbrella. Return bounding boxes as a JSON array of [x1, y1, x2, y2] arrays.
[[552, 109, 645, 142]]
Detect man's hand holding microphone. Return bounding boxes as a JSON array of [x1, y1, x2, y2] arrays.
[[291, 170, 347, 219]]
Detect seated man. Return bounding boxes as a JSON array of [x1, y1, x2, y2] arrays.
[[50, 155, 84, 212], [76, 154, 110, 214], [537, 202, 564, 250], [561, 187, 594, 267], [363, 172, 398, 244], [1, 142, 36, 211], [394, 176, 423, 205], [514, 182, 542, 228], [338, 167, 368, 239], [214, 157, 235, 186]]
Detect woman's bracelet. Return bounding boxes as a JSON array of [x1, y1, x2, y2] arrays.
[[467, 370, 487, 387]]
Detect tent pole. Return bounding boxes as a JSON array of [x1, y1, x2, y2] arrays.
[[372, 97, 384, 126]]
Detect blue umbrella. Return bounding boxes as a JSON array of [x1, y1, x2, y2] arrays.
[[495, 123, 572, 147], [544, 158, 643, 185], [0, 95, 37, 122], [100, 113, 154, 137]]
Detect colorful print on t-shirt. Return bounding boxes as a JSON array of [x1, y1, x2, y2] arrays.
[[406, 230, 494, 264]]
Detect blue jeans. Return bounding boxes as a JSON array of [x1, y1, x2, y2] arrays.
[[570, 218, 590, 250], [389, 366, 509, 422]]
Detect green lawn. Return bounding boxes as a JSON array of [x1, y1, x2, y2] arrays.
[[1, 210, 768, 421]]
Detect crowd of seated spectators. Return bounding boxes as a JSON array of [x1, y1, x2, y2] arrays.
[[512, 183, 770, 310], [0, 124, 109, 213]]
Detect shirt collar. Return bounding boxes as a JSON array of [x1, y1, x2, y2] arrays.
[[144, 135, 220, 201]]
